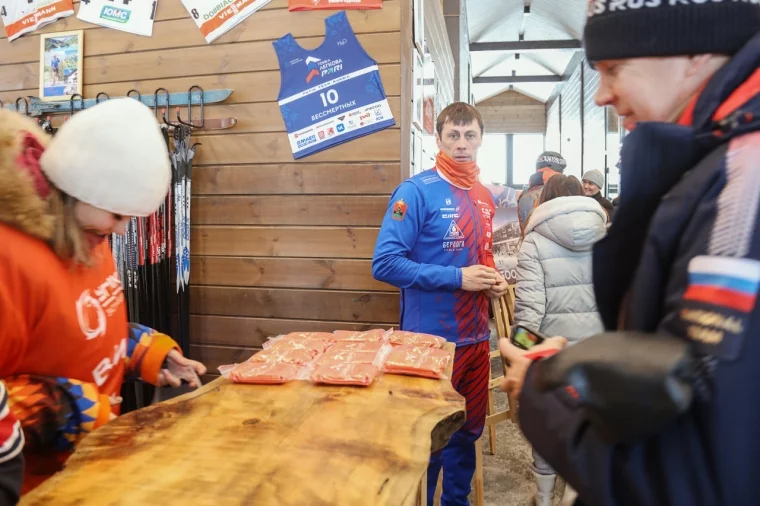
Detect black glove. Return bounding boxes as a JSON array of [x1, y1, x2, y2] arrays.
[[534, 332, 696, 444]]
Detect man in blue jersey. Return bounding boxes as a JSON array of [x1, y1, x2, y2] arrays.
[[373, 102, 509, 505]]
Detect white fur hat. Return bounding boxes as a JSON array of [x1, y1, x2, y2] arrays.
[[40, 98, 171, 217]]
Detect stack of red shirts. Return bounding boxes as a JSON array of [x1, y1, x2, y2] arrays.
[[311, 341, 386, 386], [387, 331, 445, 348], [226, 333, 335, 384], [384, 345, 451, 379]]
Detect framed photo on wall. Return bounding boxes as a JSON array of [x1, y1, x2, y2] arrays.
[[39, 30, 83, 102]]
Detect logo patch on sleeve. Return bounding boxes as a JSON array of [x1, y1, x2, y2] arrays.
[[677, 256, 760, 360], [392, 199, 407, 221]]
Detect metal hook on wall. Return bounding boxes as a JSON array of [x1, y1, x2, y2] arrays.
[[96, 92, 110, 104], [70, 94, 84, 116], [176, 85, 204, 129], [127, 89, 141, 102], [15, 97, 29, 116], [154, 88, 170, 118]]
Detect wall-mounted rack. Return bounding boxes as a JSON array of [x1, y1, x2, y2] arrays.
[[2, 88, 234, 117]]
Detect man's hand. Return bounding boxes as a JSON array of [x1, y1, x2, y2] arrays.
[[158, 350, 207, 389], [461, 265, 499, 292], [486, 271, 509, 299], [499, 336, 568, 398]]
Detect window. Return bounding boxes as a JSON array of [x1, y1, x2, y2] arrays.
[[478, 134, 507, 185], [511, 134, 545, 187]]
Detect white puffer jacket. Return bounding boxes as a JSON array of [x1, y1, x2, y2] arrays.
[[514, 196, 606, 344]]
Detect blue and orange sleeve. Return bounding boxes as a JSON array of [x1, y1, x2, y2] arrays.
[[372, 182, 461, 291], [3, 375, 111, 454], [126, 323, 180, 385]]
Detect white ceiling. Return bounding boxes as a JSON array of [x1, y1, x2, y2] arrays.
[[467, 0, 587, 103]]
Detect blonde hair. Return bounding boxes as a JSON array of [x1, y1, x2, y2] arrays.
[[47, 188, 92, 267]]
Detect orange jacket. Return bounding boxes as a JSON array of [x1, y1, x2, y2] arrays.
[[0, 110, 178, 493]]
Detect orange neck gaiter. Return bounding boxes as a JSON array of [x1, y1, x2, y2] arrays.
[[435, 152, 479, 190]]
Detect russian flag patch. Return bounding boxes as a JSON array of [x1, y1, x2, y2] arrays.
[[684, 256, 760, 313]]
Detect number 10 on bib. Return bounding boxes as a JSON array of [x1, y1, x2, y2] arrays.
[[273, 11, 395, 159]]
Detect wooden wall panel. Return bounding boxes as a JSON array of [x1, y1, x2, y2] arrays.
[[193, 163, 400, 195], [192, 226, 379, 257], [189, 315, 389, 348], [192, 196, 388, 226], [478, 90, 546, 134], [191, 257, 390, 291], [189, 286, 399, 322], [0, 0, 402, 359]]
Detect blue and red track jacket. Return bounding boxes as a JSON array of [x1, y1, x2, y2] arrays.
[[372, 168, 496, 347]]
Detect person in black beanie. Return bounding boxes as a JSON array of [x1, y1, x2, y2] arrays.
[[500, 1, 760, 505]]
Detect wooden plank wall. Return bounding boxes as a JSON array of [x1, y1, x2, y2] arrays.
[[477, 90, 546, 134], [0, 0, 404, 378]]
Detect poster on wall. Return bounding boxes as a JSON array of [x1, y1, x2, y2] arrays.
[[484, 183, 522, 284], [77, 0, 158, 36], [289, 0, 381, 11], [273, 11, 395, 159], [39, 30, 83, 102], [423, 96, 434, 134], [182, 0, 274, 43], [0, 0, 74, 42]]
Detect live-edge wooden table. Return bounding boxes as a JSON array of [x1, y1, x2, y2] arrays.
[[21, 343, 465, 506]]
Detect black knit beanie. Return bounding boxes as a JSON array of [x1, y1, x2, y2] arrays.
[[584, 0, 760, 63]]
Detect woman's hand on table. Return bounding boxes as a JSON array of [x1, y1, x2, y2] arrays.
[[498, 336, 568, 398], [158, 350, 207, 389]]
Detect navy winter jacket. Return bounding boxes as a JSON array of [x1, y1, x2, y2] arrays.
[[519, 33, 760, 506]]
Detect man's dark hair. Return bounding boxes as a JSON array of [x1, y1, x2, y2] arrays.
[[436, 102, 484, 137]]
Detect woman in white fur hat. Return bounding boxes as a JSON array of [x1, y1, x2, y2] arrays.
[[0, 99, 206, 498]]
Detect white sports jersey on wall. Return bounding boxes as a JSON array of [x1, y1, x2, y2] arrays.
[[181, 0, 273, 44], [77, 0, 157, 36], [0, 0, 74, 42]]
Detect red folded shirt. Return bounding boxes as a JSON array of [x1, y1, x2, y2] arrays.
[[384, 345, 451, 379], [311, 362, 379, 386], [387, 331, 445, 348], [268, 336, 334, 354], [228, 361, 302, 384], [333, 329, 387, 343], [319, 341, 384, 365], [250, 346, 319, 366], [281, 332, 337, 342]]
